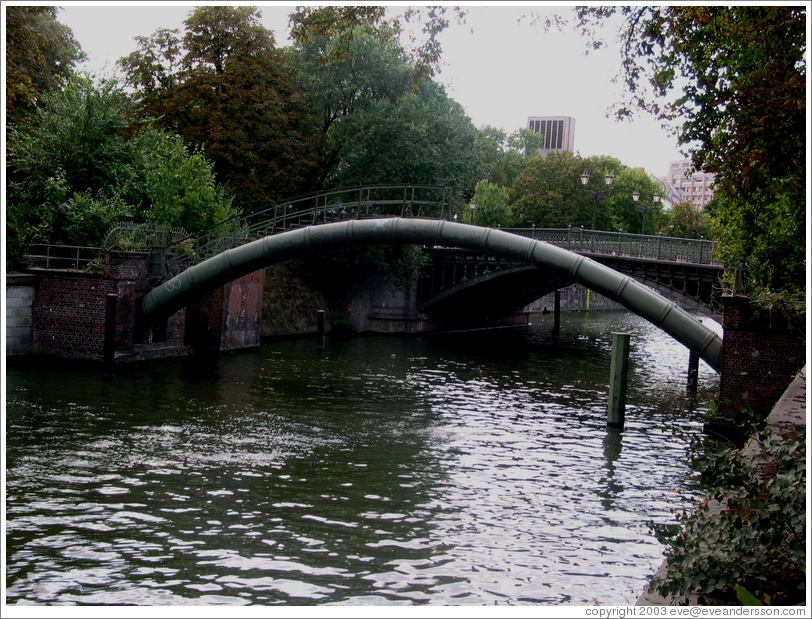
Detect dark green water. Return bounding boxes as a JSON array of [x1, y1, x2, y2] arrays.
[[5, 311, 720, 606]]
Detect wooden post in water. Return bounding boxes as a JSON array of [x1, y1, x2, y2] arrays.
[[687, 350, 700, 391], [607, 332, 631, 430], [103, 294, 117, 381], [316, 310, 326, 351], [553, 289, 561, 333]]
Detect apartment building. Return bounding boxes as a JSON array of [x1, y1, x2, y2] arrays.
[[667, 159, 715, 209]]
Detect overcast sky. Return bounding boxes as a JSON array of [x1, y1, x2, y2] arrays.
[[56, 2, 689, 177]]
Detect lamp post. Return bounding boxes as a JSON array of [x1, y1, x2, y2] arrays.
[[632, 189, 661, 235], [580, 170, 614, 230], [469, 199, 476, 225]]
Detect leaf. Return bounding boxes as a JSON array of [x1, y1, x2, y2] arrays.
[[736, 585, 764, 606]]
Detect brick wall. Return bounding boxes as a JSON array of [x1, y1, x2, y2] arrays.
[[221, 269, 264, 351], [105, 252, 185, 349], [32, 271, 116, 359], [185, 270, 265, 353], [186, 287, 225, 353], [719, 295, 805, 418], [23, 256, 261, 360]]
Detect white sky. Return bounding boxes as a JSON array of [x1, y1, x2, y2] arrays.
[[55, 2, 689, 177]]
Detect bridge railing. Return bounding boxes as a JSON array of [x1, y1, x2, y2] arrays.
[[152, 184, 453, 276], [24, 244, 104, 271], [503, 227, 721, 266]]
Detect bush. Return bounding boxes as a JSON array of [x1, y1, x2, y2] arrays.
[[649, 407, 805, 605]]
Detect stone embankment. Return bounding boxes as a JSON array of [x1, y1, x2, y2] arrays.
[[637, 365, 807, 606]]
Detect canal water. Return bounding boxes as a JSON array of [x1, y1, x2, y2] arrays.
[[5, 311, 720, 607]]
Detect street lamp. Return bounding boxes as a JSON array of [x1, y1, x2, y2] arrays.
[[632, 189, 661, 235], [469, 199, 476, 225], [580, 170, 614, 230]]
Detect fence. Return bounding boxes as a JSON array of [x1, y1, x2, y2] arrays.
[[504, 227, 720, 266]]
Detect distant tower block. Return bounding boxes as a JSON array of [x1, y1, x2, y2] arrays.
[[527, 116, 576, 157]]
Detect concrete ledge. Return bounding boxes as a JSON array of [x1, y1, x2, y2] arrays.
[[6, 273, 38, 286]]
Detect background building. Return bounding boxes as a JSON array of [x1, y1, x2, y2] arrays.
[[527, 116, 576, 157], [667, 159, 716, 209]]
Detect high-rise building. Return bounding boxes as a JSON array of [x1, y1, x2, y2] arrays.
[[527, 116, 576, 157], [667, 159, 716, 210]]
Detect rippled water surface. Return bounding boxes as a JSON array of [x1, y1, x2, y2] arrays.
[[6, 312, 720, 606]]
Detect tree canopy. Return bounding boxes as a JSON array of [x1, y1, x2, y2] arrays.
[[5, 6, 84, 125], [119, 6, 324, 211], [287, 20, 480, 195], [6, 76, 235, 267], [574, 6, 806, 299], [509, 151, 624, 230]]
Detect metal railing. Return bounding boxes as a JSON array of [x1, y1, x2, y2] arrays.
[[503, 227, 721, 266], [102, 222, 189, 252], [140, 184, 452, 281], [24, 244, 104, 271]]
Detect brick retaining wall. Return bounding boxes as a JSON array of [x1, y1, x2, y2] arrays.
[[32, 270, 115, 359], [718, 295, 806, 418]]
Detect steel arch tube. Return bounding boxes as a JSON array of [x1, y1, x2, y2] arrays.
[[140, 218, 722, 371]]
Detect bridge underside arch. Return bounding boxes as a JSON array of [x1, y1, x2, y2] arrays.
[[418, 248, 722, 318], [140, 218, 722, 371], [421, 261, 719, 319]]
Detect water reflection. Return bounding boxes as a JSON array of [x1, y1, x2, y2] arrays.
[[6, 311, 719, 606], [600, 430, 624, 511]]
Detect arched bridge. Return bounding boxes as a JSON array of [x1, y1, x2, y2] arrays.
[[117, 185, 724, 372]]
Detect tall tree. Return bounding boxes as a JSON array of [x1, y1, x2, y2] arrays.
[[475, 126, 543, 190], [5, 6, 84, 125], [509, 151, 622, 229], [288, 23, 479, 192], [605, 167, 665, 235], [574, 6, 806, 296], [288, 5, 466, 82], [471, 179, 511, 228], [664, 200, 709, 240], [120, 6, 323, 211]]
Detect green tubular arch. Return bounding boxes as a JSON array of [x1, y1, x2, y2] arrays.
[[140, 218, 722, 371]]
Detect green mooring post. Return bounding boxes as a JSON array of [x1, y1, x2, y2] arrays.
[[103, 294, 117, 382], [316, 310, 326, 351], [607, 332, 631, 430], [687, 350, 700, 391]]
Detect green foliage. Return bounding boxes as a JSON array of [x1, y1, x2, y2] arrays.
[[573, 6, 806, 298], [475, 126, 543, 190], [509, 151, 623, 229], [5, 6, 84, 125], [737, 585, 770, 606], [120, 6, 324, 211], [130, 127, 237, 231], [59, 190, 134, 248], [288, 5, 466, 82], [663, 201, 710, 240], [288, 24, 479, 192], [650, 408, 806, 605], [8, 76, 137, 201], [471, 180, 511, 228], [709, 187, 806, 296], [606, 167, 665, 235], [5, 76, 236, 269]]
